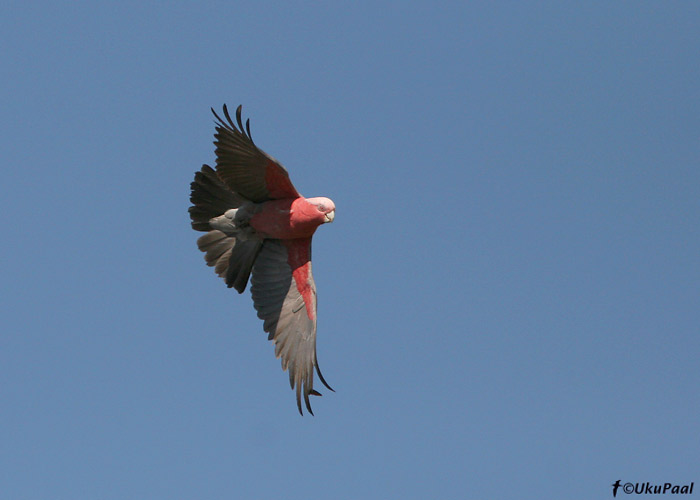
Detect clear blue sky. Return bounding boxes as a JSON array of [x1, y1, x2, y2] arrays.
[[2, 2, 698, 499]]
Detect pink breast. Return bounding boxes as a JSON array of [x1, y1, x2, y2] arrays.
[[250, 198, 322, 239]]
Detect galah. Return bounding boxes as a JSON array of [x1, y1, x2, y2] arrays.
[[189, 105, 335, 415]]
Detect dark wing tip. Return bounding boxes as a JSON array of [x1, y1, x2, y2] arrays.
[[295, 379, 323, 416], [245, 118, 253, 143], [234, 105, 255, 144], [210, 104, 240, 134], [211, 104, 255, 144], [315, 360, 335, 393], [223, 104, 236, 129], [236, 105, 244, 130], [304, 390, 315, 416], [211, 106, 226, 127]]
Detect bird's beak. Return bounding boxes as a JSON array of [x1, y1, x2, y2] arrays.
[[324, 210, 335, 223]]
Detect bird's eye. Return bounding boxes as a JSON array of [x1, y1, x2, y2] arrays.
[[318, 204, 326, 212]]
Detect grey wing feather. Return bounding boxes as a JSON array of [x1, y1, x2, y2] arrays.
[[197, 231, 262, 294], [250, 239, 333, 415]]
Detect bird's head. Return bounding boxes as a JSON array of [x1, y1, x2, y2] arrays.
[[306, 197, 336, 223]]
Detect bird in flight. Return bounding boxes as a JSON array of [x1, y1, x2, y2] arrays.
[[189, 105, 336, 415]]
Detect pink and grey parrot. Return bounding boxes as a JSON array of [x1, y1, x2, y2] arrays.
[[189, 105, 335, 415]]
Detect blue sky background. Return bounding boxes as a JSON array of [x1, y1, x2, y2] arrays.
[[1, 2, 698, 499]]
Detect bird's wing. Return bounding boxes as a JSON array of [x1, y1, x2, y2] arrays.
[[250, 238, 333, 415], [212, 105, 300, 203]]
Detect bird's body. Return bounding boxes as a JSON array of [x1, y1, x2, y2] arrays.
[[189, 105, 335, 415], [251, 197, 335, 239]]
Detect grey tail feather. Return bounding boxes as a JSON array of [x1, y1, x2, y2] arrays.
[[189, 164, 246, 231], [226, 238, 263, 294]]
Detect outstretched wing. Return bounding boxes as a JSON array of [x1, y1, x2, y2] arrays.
[[212, 105, 300, 203], [250, 238, 333, 415]]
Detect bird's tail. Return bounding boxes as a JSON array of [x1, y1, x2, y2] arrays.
[[188, 164, 245, 232], [190, 165, 262, 293]]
